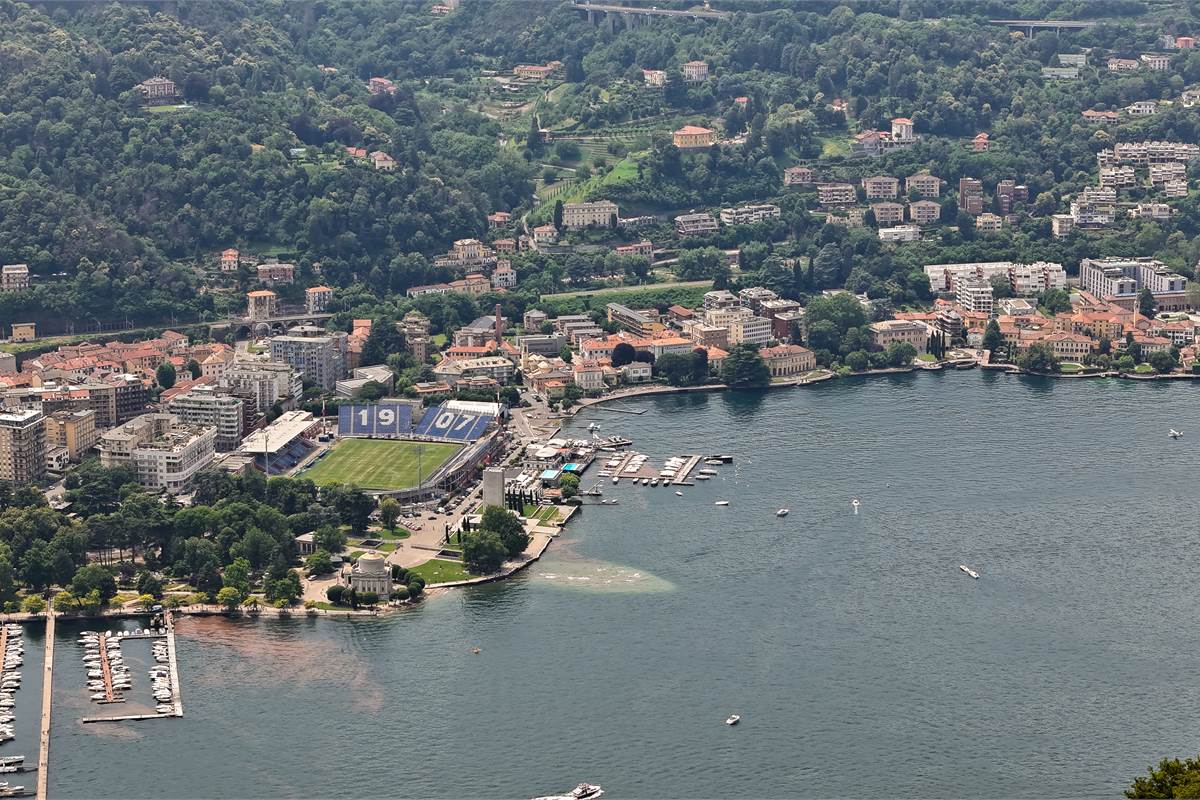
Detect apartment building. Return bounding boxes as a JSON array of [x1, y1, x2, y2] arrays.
[[995, 180, 1029, 214], [870, 202, 905, 225], [268, 330, 347, 390], [908, 200, 941, 225], [924, 261, 1067, 295], [1125, 101, 1158, 117], [0, 264, 29, 293], [562, 200, 619, 230], [606, 303, 663, 336], [305, 285, 333, 313], [1149, 162, 1187, 184], [719, 204, 781, 226], [1141, 53, 1171, 70], [0, 408, 45, 486], [726, 311, 772, 347], [1098, 167, 1136, 193], [817, 183, 857, 207], [1079, 257, 1188, 311], [958, 177, 984, 215], [975, 213, 1003, 233], [1131, 203, 1171, 221], [99, 413, 216, 493], [221, 360, 302, 413], [167, 386, 247, 452], [862, 176, 900, 199], [1051, 214, 1075, 238], [956, 278, 994, 314], [256, 263, 295, 285], [905, 173, 941, 198], [783, 166, 814, 185], [879, 224, 921, 242], [1098, 141, 1200, 166], [674, 212, 719, 236], [44, 409, 97, 463]]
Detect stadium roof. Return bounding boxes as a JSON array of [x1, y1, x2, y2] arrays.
[[444, 399, 505, 417], [238, 410, 317, 454]]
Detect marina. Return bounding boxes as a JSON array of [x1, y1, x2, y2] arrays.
[[79, 617, 182, 723]]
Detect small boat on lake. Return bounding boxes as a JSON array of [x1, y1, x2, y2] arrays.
[[776, 509, 789, 517], [958, 564, 980, 579], [675, 491, 683, 496], [725, 714, 740, 726], [1169, 429, 1183, 439], [715, 500, 730, 507]]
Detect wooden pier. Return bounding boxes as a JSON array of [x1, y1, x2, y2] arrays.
[[671, 455, 702, 485], [94, 634, 121, 704], [35, 612, 52, 800], [165, 612, 182, 717]]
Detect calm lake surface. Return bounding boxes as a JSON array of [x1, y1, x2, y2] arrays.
[[49, 372, 1200, 799]]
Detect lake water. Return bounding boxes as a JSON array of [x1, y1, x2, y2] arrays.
[[48, 372, 1200, 798]]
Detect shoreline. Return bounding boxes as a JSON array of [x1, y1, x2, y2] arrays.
[[22, 361, 1194, 626]]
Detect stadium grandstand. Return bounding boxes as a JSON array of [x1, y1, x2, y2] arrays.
[[238, 410, 324, 475], [338, 401, 504, 443]]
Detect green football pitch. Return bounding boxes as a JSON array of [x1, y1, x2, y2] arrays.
[[302, 438, 462, 490]]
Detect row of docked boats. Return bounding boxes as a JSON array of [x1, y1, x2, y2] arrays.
[[79, 631, 131, 703], [0, 626, 22, 745], [150, 639, 175, 714]]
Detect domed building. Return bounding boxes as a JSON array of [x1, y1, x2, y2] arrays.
[[349, 551, 391, 597]]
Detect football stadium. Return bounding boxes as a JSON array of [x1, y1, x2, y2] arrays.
[[303, 438, 462, 490], [297, 400, 507, 497]]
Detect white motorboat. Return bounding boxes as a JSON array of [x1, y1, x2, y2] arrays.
[[569, 785, 603, 800], [851, 498, 861, 514], [696, 474, 710, 481], [90, 693, 108, 701], [715, 500, 730, 507], [776, 508, 789, 517], [698, 469, 718, 476], [725, 714, 740, 726], [1169, 429, 1183, 439], [675, 491, 683, 496], [958, 564, 980, 579]]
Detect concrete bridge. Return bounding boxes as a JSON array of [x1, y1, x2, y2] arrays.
[[990, 18, 1098, 35], [573, 1, 729, 30]]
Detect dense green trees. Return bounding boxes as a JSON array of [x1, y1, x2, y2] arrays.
[[720, 343, 771, 388], [462, 530, 507, 574], [479, 505, 528, 558], [1017, 341, 1060, 374], [1127, 755, 1200, 798]]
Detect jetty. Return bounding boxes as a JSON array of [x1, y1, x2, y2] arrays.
[[165, 613, 182, 717], [93, 634, 122, 705], [35, 613, 52, 800], [671, 455, 702, 485]]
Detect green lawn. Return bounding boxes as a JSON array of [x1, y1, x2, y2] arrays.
[[407, 559, 475, 584], [1134, 363, 1155, 374], [303, 438, 461, 490], [1059, 363, 1083, 374], [917, 353, 937, 363]]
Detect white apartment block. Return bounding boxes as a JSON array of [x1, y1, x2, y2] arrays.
[[726, 312, 772, 347], [817, 183, 857, 206], [0, 264, 29, 293], [955, 278, 994, 314], [719, 204, 781, 225], [99, 412, 216, 493], [879, 224, 921, 242], [870, 202, 905, 225], [1099, 165, 1137, 188], [221, 360, 303, 413], [924, 261, 1066, 295], [166, 386, 245, 451]]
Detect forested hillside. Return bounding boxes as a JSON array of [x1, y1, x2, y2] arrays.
[[2, 0, 1200, 332]]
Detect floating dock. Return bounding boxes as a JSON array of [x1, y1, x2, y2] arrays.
[[94, 634, 122, 705], [165, 613, 182, 717], [671, 455, 702, 485], [35, 614, 52, 800]]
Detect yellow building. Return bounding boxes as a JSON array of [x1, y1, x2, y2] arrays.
[[672, 125, 715, 149], [10, 323, 35, 343]]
